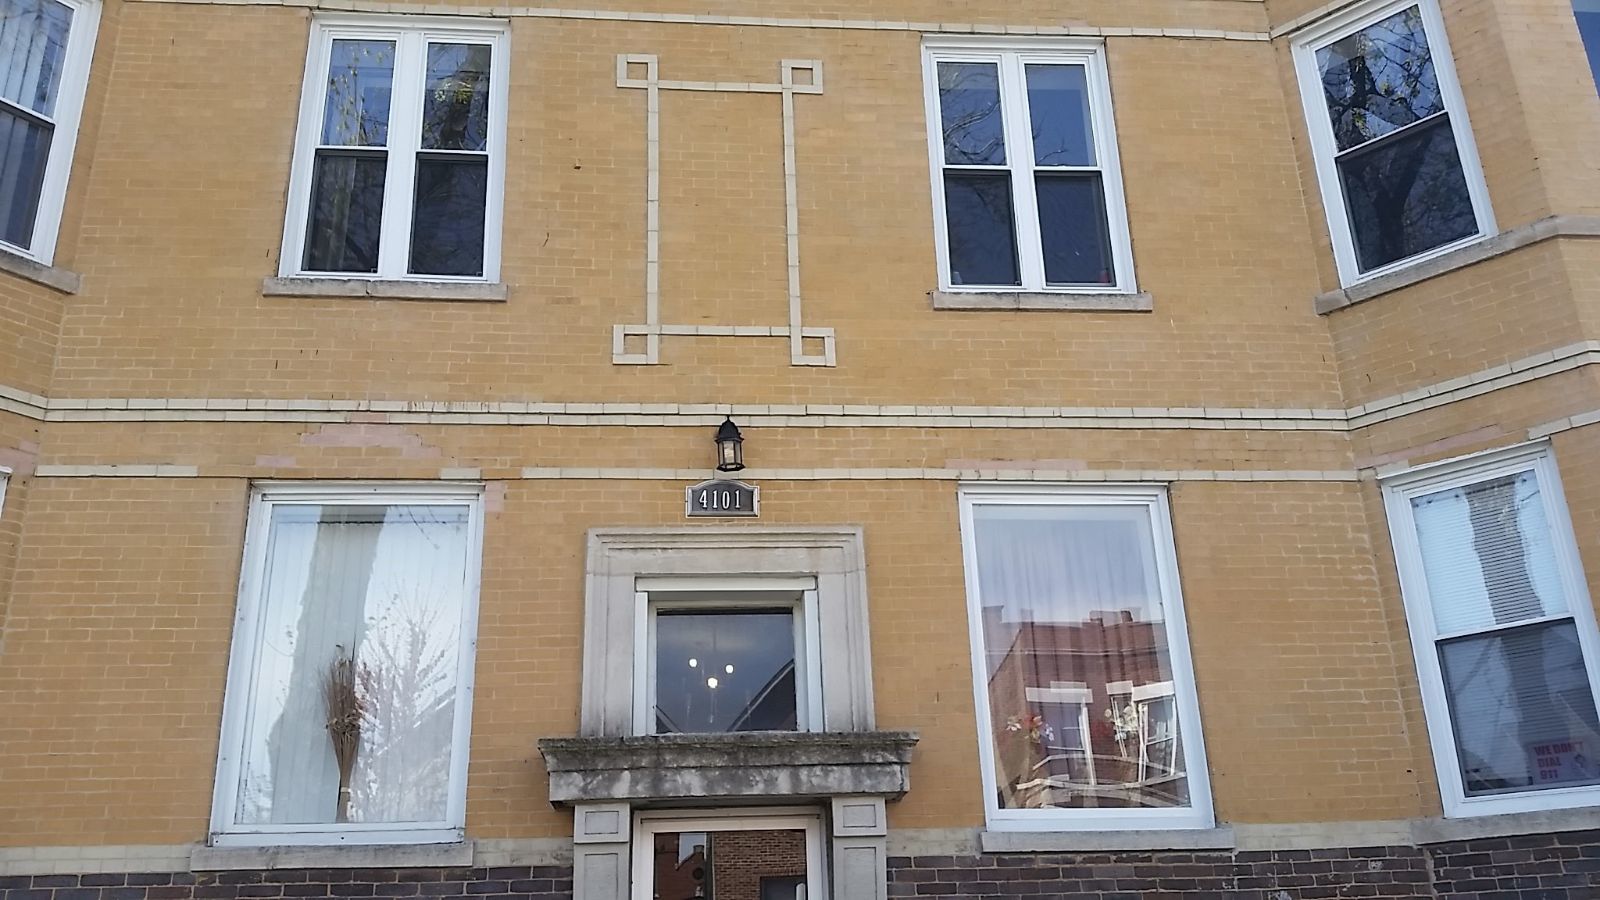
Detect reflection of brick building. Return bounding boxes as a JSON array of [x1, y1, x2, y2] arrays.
[[651, 831, 806, 900], [986, 608, 1174, 807]]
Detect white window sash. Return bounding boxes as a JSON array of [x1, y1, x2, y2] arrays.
[[208, 481, 485, 846], [280, 15, 508, 283], [1289, 0, 1495, 287], [634, 588, 823, 736], [0, 0, 99, 265], [1382, 442, 1600, 818], [921, 38, 1137, 295], [956, 483, 1214, 831]]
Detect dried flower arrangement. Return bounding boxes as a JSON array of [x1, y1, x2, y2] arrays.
[[322, 652, 366, 823]]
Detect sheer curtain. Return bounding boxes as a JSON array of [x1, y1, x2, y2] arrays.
[[973, 504, 1185, 809], [236, 504, 469, 826]]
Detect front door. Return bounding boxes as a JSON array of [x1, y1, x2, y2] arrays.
[[632, 811, 827, 900]]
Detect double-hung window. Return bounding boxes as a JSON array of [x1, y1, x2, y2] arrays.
[[0, 0, 98, 265], [1292, 0, 1493, 285], [281, 16, 507, 282], [958, 485, 1213, 831], [1384, 444, 1600, 818], [210, 483, 485, 845], [922, 40, 1136, 294]]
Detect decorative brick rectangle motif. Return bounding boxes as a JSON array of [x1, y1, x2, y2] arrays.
[[887, 829, 1600, 899], [0, 867, 573, 900]]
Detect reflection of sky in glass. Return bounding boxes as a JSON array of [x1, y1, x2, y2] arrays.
[[321, 39, 394, 147], [421, 43, 491, 151], [235, 504, 470, 826], [1317, 7, 1442, 152], [1574, 1, 1600, 91], [938, 61, 1005, 166], [655, 609, 796, 733], [1025, 65, 1094, 167], [0, 0, 72, 116]]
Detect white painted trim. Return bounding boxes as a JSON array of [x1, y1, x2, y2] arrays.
[[921, 38, 1137, 294], [0, 464, 11, 519], [208, 480, 486, 846], [630, 809, 829, 900], [0, 0, 100, 266], [1381, 441, 1600, 818], [1290, 0, 1495, 286], [956, 483, 1214, 831], [280, 15, 507, 282]]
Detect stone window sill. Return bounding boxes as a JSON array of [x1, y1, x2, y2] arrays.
[[262, 276, 508, 302], [1315, 214, 1600, 314], [931, 290, 1152, 312], [190, 840, 473, 871], [0, 246, 81, 294], [979, 826, 1235, 853]]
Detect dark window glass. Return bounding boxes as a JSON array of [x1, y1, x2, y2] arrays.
[[1035, 173, 1114, 286], [0, 106, 51, 248], [654, 609, 797, 734], [1575, 2, 1600, 91], [409, 156, 487, 277], [1025, 64, 1095, 167], [303, 152, 386, 273], [943, 172, 1020, 286], [1338, 116, 1475, 271], [420, 43, 492, 151], [1316, 6, 1444, 152], [1440, 621, 1600, 796], [321, 40, 394, 147], [651, 830, 808, 900], [937, 61, 1006, 166]]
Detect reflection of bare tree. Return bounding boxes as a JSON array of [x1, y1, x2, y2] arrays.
[[938, 63, 1004, 165], [1319, 8, 1473, 268]]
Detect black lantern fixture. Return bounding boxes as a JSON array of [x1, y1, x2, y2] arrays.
[[714, 417, 745, 472]]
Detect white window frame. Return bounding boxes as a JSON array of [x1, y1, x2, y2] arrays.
[[279, 14, 508, 283], [1290, 0, 1495, 287], [631, 576, 824, 736], [921, 37, 1137, 295], [629, 808, 829, 900], [0, 0, 100, 266], [1382, 441, 1600, 818], [209, 481, 486, 846], [957, 483, 1214, 831]]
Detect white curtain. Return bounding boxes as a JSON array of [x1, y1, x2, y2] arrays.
[[235, 504, 469, 826]]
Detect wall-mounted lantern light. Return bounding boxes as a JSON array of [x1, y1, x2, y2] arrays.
[[714, 417, 745, 472]]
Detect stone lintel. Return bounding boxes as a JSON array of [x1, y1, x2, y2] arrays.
[[538, 731, 919, 806]]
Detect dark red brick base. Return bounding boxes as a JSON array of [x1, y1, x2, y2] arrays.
[[887, 828, 1600, 899], [0, 830, 1595, 900]]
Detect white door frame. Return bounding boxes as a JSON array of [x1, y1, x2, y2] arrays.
[[629, 807, 830, 900]]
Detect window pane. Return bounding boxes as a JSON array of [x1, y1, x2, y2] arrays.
[[321, 39, 394, 147], [1025, 64, 1095, 167], [1338, 116, 1476, 271], [1316, 6, 1445, 152], [0, 0, 72, 117], [1412, 470, 1569, 634], [943, 171, 1019, 286], [1576, 0, 1600, 91], [1035, 172, 1114, 286], [409, 156, 487, 277], [0, 105, 50, 248], [972, 504, 1191, 811], [234, 504, 472, 826], [303, 152, 386, 273], [937, 61, 1006, 166], [420, 43, 491, 152], [654, 609, 797, 734], [1440, 620, 1600, 797], [651, 830, 808, 900]]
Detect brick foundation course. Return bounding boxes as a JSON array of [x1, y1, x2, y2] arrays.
[[0, 867, 572, 900], [886, 828, 1600, 899]]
